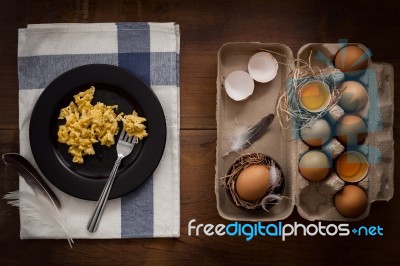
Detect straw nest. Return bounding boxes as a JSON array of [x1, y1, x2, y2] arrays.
[[260, 49, 345, 131], [221, 153, 284, 211]]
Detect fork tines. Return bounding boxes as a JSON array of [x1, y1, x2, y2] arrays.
[[119, 130, 127, 140], [119, 130, 135, 143]]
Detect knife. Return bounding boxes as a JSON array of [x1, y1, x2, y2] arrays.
[[2, 153, 61, 209]]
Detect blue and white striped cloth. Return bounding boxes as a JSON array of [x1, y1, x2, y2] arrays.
[[17, 23, 180, 239]]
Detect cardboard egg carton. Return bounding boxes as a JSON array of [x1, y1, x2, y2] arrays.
[[215, 42, 394, 221]]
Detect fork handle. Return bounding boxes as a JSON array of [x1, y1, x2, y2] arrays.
[[87, 154, 123, 233]]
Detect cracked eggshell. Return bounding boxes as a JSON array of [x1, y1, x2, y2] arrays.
[[224, 70, 255, 101], [299, 80, 331, 113], [248, 52, 278, 83], [336, 151, 369, 183]]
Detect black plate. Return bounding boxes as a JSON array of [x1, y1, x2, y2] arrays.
[[29, 64, 166, 200]]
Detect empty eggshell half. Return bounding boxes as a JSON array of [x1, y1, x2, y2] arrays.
[[248, 52, 279, 83], [336, 151, 369, 183], [299, 80, 331, 113], [224, 70, 255, 101]]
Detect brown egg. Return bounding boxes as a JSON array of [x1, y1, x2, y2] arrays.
[[300, 119, 331, 147], [298, 151, 331, 182], [338, 81, 369, 113], [334, 45, 369, 74], [336, 115, 367, 146], [334, 185, 368, 218], [236, 165, 270, 201]]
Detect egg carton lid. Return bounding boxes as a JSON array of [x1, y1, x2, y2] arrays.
[[215, 42, 296, 222]]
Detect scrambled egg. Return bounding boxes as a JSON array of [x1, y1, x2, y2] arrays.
[[122, 111, 148, 141], [57, 86, 148, 164]]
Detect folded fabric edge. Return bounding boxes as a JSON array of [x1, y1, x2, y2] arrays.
[[20, 22, 178, 33], [27, 22, 177, 28], [21, 236, 180, 240]]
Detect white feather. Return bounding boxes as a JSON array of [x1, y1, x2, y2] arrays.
[[269, 164, 282, 191], [260, 194, 283, 211], [4, 191, 74, 248], [230, 125, 249, 153], [260, 163, 283, 211]]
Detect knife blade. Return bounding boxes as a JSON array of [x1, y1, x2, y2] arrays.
[[2, 153, 61, 209]]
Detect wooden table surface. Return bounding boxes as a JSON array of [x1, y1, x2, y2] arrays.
[[1, 0, 399, 265]]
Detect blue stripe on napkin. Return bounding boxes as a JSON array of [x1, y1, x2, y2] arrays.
[[121, 175, 154, 237], [118, 53, 151, 85], [18, 54, 118, 90], [117, 23, 150, 53], [117, 23, 150, 85], [117, 23, 154, 238]]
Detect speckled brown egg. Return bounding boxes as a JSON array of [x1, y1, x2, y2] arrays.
[[338, 81, 369, 113], [336, 115, 367, 146], [236, 165, 270, 201], [299, 151, 331, 182], [334, 185, 368, 218], [334, 45, 369, 74]]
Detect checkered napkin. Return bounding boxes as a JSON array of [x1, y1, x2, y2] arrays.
[[17, 23, 180, 239]]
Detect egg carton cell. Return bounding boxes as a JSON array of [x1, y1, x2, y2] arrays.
[[357, 176, 369, 191], [326, 104, 344, 123], [297, 173, 343, 219], [298, 183, 333, 217], [297, 172, 345, 220], [378, 105, 394, 125], [322, 138, 345, 160]]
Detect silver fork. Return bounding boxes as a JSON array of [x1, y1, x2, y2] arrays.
[[87, 129, 137, 233]]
